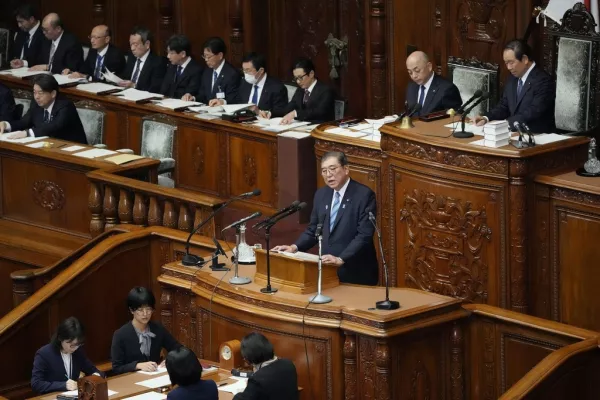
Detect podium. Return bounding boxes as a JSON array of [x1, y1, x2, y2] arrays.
[[254, 249, 339, 294]]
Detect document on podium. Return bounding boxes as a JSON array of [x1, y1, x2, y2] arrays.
[[75, 82, 123, 95], [274, 251, 319, 263], [111, 88, 164, 102], [53, 74, 87, 86], [0, 67, 50, 78]]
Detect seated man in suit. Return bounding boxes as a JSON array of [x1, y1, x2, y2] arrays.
[[0, 83, 17, 122], [160, 34, 203, 99], [474, 39, 556, 133], [405, 50, 462, 116], [9, 4, 47, 69], [269, 58, 335, 124], [63, 25, 126, 81], [233, 332, 298, 400], [181, 37, 240, 105], [273, 151, 379, 285], [29, 13, 84, 74], [0, 75, 87, 144], [119, 26, 167, 93]]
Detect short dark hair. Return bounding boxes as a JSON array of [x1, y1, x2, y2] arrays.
[[203, 37, 226, 56], [33, 74, 59, 94], [242, 52, 266, 71], [127, 287, 156, 311], [504, 39, 533, 62], [240, 332, 274, 365], [321, 151, 348, 167], [167, 34, 191, 55], [51, 317, 85, 350], [166, 346, 202, 386], [292, 58, 315, 75], [14, 4, 39, 20], [131, 26, 152, 44]]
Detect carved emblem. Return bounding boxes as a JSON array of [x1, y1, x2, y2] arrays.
[[32, 180, 65, 211], [399, 189, 491, 302], [457, 0, 507, 45], [243, 154, 257, 187], [193, 145, 205, 175]]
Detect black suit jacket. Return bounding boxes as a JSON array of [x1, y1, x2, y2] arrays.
[[0, 83, 17, 121], [232, 359, 298, 400], [11, 97, 87, 144], [295, 179, 379, 285], [31, 343, 101, 394], [195, 61, 241, 104], [10, 26, 48, 66], [120, 52, 168, 93], [160, 58, 204, 99], [485, 65, 556, 133], [80, 44, 126, 80], [406, 74, 463, 116], [167, 380, 218, 400], [273, 80, 335, 123], [111, 321, 180, 375], [234, 75, 288, 111], [41, 31, 84, 74]]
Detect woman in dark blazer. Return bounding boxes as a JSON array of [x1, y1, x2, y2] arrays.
[[111, 287, 181, 375], [165, 347, 217, 400], [31, 317, 101, 394]]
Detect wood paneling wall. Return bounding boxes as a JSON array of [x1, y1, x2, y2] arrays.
[[1, 0, 545, 118]]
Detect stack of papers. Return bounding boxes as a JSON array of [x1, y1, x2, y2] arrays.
[[0, 67, 50, 78], [61, 145, 86, 152], [218, 377, 248, 395], [112, 88, 164, 102], [254, 117, 311, 132], [154, 98, 200, 110], [73, 148, 117, 158], [53, 74, 87, 86], [530, 133, 571, 145], [274, 250, 319, 262], [189, 103, 252, 114], [324, 127, 369, 138], [75, 82, 123, 95], [137, 366, 167, 376], [482, 120, 511, 147], [135, 374, 171, 389], [0, 135, 49, 143]]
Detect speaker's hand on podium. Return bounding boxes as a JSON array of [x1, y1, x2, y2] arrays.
[[322, 255, 343, 265], [272, 244, 297, 253]]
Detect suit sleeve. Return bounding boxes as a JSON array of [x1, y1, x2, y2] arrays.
[[337, 191, 376, 264], [10, 104, 34, 132], [294, 192, 321, 252], [76, 349, 102, 377], [271, 90, 301, 118], [485, 87, 511, 121], [295, 86, 335, 122], [79, 55, 94, 76], [31, 351, 68, 394], [224, 72, 241, 104], [149, 58, 167, 93], [271, 83, 290, 112], [186, 69, 202, 99], [232, 377, 264, 400], [442, 84, 463, 111], [506, 75, 555, 130], [30, 104, 79, 138], [0, 90, 16, 122], [64, 42, 84, 73], [159, 69, 172, 96], [110, 330, 139, 375]]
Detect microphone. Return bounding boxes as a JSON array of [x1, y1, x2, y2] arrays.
[[407, 103, 422, 118], [513, 121, 526, 148], [181, 188, 261, 266], [368, 211, 400, 310], [396, 100, 410, 120], [462, 91, 490, 115], [315, 213, 325, 238], [453, 92, 490, 139], [222, 211, 262, 231], [456, 90, 483, 114], [253, 200, 300, 230], [268, 202, 307, 226], [521, 122, 535, 146]]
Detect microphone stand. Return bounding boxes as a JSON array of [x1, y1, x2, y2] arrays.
[[259, 223, 278, 294], [229, 227, 251, 285], [309, 224, 332, 304], [369, 215, 399, 310], [453, 112, 474, 138]]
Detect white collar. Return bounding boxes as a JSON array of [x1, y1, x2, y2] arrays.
[[97, 45, 109, 58], [45, 101, 56, 115], [519, 62, 536, 85], [179, 57, 191, 70], [214, 59, 225, 76], [334, 177, 351, 199], [138, 49, 150, 63], [255, 72, 267, 88], [29, 21, 40, 36], [306, 79, 317, 94], [422, 72, 435, 90], [52, 31, 64, 46]]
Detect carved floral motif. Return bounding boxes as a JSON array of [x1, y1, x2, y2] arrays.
[[32, 180, 65, 211], [457, 0, 507, 44], [193, 145, 205, 175], [410, 360, 431, 400], [243, 154, 257, 187]]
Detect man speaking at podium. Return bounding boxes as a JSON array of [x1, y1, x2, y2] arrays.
[[273, 151, 379, 286]]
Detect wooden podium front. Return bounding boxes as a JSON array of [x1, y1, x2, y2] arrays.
[[254, 249, 339, 294]]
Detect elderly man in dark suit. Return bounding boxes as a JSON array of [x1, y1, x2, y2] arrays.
[[474, 39, 556, 133], [119, 26, 167, 93], [160, 34, 203, 99], [0, 75, 87, 144], [405, 50, 462, 117], [9, 4, 47, 69], [274, 151, 379, 285]]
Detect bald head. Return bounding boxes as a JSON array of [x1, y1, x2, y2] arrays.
[[406, 51, 433, 86], [90, 25, 111, 49], [41, 13, 63, 40]]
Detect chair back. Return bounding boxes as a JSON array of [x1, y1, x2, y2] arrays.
[[75, 100, 106, 146], [82, 45, 90, 61], [0, 28, 9, 69], [141, 114, 177, 187], [334, 99, 346, 120], [285, 84, 298, 102], [447, 56, 499, 117], [12, 89, 33, 117]]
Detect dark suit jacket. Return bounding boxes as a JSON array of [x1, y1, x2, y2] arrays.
[[195, 61, 241, 104], [41, 31, 84, 74], [167, 380, 218, 400], [485, 65, 556, 133], [406, 74, 463, 116], [80, 44, 126, 80], [273, 80, 335, 123], [10, 25, 48, 66], [160, 58, 204, 99], [111, 321, 180, 375], [31, 343, 101, 394], [120, 51, 167, 93], [295, 179, 379, 285], [232, 359, 298, 400], [234, 75, 288, 111], [11, 97, 87, 144], [0, 83, 17, 121]]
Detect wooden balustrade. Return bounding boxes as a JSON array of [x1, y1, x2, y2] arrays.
[[86, 170, 222, 238]]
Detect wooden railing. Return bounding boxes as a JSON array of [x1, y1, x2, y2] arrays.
[[87, 170, 222, 238]]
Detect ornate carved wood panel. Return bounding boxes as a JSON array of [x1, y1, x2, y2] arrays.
[[176, 126, 221, 197]]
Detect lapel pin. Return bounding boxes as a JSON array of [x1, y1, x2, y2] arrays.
[[325, 205, 329, 210], [342, 204, 346, 209]]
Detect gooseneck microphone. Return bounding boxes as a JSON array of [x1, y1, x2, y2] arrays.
[[453, 92, 490, 139], [253, 200, 301, 230], [181, 189, 261, 266], [369, 211, 400, 310], [222, 211, 262, 231], [407, 103, 422, 118], [456, 90, 483, 114]]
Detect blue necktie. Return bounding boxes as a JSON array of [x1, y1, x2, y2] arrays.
[[176, 66, 182, 81], [43, 110, 50, 123], [251, 85, 259, 105], [212, 70, 218, 91], [94, 55, 104, 79], [330, 192, 340, 232], [517, 78, 523, 100], [418, 85, 426, 107], [131, 58, 141, 84]]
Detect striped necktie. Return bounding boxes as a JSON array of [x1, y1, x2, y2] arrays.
[[330, 192, 340, 231]]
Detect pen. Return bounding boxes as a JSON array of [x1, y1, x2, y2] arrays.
[[218, 383, 228, 387]]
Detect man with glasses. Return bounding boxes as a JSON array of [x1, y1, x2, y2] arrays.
[[118, 26, 167, 93], [268, 57, 335, 124], [273, 151, 379, 286], [9, 4, 47, 69], [29, 13, 83, 74], [160, 34, 203, 99], [181, 37, 240, 104], [63, 25, 125, 81]]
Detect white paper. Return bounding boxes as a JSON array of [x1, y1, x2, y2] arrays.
[[62, 145, 86, 152], [102, 69, 124, 84], [73, 148, 117, 159], [348, 123, 374, 131], [470, 138, 510, 148], [365, 115, 398, 125], [75, 82, 122, 94], [122, 392, 167, 400], [26, 141, 51, 148], [135, 374, 172, 389], [53, 74, 87, 86], [531, 133, 571, 145], [0, 135, 49, 143], [278, 131, 311, 139], [274, 250, 319, 262], [195, 113, 221, 120], [544, 0, 578, 23], [60, 390, 117, 397], [218, 378, 248, 395], [189, 105, 224, 113], [137, 366, 167, 375], [222, 103, 253, 113], [444, 121, 484, 135], [112, 88, 164, 102], [4, 67, 51, 78], [254, 118, 311, 132], [155, 98, 200, 110]]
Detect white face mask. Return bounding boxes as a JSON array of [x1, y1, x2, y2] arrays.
[[244, 73, 258, 85]]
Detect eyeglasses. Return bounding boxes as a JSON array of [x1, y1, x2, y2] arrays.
[[321, 165, 341, 176], [135, 307, 154, 315], [202, 54, 216, 61], [64, 341, 83, 349], [293, 73, 308, 83]]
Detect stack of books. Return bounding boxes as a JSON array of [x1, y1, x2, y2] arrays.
[[483, 120, 510, 147]]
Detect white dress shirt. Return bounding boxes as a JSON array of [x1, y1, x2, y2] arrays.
[[131, 49, 150, 83], [21, 21, 40, 67], [212, 59, 225, 92], [418, 72, 435, 105], [61, 352, 73, 379], [247, 73, 267, 105], [49, 32, 64, 66], [331, 176, 350, 209], [520, 61, 536, 86]]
